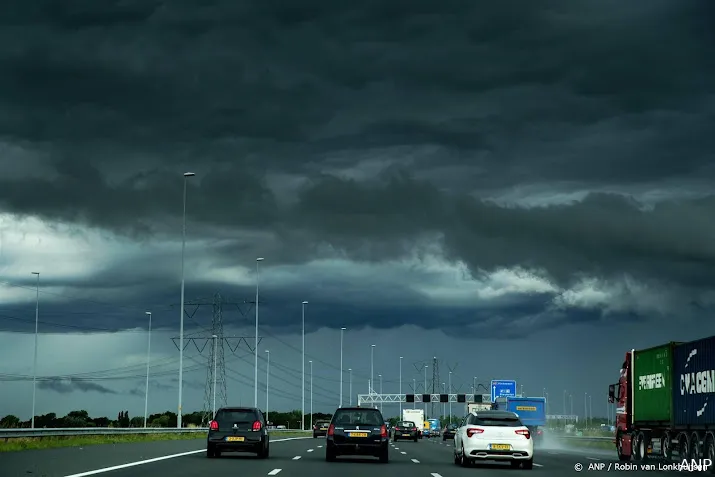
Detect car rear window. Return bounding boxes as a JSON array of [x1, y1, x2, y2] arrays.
[[316, 421, 329, 426], [333, 409, 383, 426], [217, 409, 257, 423], [398, 421, 415, 427], [469, 415, 522, 427]]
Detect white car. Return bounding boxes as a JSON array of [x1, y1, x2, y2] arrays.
[[453, 410, 534, 469]]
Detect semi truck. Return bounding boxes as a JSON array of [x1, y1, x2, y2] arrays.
[[466, 402, 492, 413], [505, 397, 546, 444], [608, 335, 715, 462], [402, 408, 425, 438]]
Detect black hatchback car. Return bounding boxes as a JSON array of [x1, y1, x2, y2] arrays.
[[313, 420, 330, 438], [393, 421, 419, 441], [207, 407, 270, 458], [442, 423, 457, 440], [325, 407, 389, 463]]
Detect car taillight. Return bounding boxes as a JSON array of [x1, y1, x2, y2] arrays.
[[537, 430, 543, 435], [466, 427, 484, 438], [313, 425, 318, 430], [252, 420, 262, 431], [411, 427, 417, 431], [209, 420, 218, 430], [516, 429, 530, 439], [380, 425, 387, 437], [327, 424, 335, 436]]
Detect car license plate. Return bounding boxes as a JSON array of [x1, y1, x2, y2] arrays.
[[490, 444, 510, 450], [350, 432, 368, 438], [321, 428, 327, 431], [226, 436, 244, 442]]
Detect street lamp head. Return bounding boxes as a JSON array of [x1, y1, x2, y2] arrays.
[[256, 257, 264, 261], [371, 344, 376, 348], [302, 300, 308, 304], [309, 360, 312, 363], [145, 311, 151, 315], [212, 334, 217, 338], [348, 368, 352, 371], [183, 172, 195, 177], [266, 350, 269, 353], [341, 327, 346, 330], [31, 272, 39, 275]]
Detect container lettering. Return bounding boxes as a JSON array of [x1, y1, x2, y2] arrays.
[[638, 372, 666, 390], [680, 370, 715, 395]]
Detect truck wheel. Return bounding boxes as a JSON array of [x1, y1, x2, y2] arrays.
[[704, 433, 715, 474], [690, 432, 701, 460], [661, 433, 673, 461], [632, 433, 642, 461], [677, 433, 690, 462]]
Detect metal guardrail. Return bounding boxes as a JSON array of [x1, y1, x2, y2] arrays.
[[554, 435, 612, 442], [0, 427, 308, 439]]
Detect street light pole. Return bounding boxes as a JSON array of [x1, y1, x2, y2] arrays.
[[379, 374, 383, 412], [448, 371, 452, 423], [424, 366, 428, 415], [309, 360, 313, 427], [349, 368, 352, 405], [302, 301, 308, 430], [254, 257, 264, 408], [144, 311, 152, 428], [212, 334, 217, 418], [473, 376, 476, 395], [265, 350, 270, 422], [31, 271, 39, 429], [340, 327, 346, 406], [370, 345, 375, 393], [178, 171, 195, 428], [413, 379, 416, 408], [399, 356, 403, 416]]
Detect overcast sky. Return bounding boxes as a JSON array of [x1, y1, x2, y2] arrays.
[[1, 1, 715, 422]]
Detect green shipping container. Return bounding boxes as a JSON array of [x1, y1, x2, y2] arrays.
[[633, 343, 676, 423]]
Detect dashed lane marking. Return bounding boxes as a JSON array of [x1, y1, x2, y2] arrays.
[[411, 458, 420, 463], [431, 474, 443, 477], [292, 456, 301, 460], [307, 449, 314, 452], [268, 470, 282, 475], [317, 445, 323, 448], [401, 451, 407, 455], [534, 463, 544, 467]]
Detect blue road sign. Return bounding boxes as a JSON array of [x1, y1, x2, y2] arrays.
[[491, 380, 517, 402]]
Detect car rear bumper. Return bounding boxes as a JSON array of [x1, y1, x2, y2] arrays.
[[464, 442, 533, 460], [207, 432, 265, 452], [328, 440, 388, 456], [394, 431, 417, 439], [314, 430, 327, 436], [443, 433, 455, 439]]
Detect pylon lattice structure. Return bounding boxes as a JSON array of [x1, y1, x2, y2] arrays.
[[431, 357, 439, 417], [170, 293, 261, 425]]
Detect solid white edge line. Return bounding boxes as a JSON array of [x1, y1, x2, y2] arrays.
[[587, 457, 600, 460], [267, 470, 282, 475], [62, 436, 311, 477]]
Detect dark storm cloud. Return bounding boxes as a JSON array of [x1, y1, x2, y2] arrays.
[[38, 378, 117, 394], [0, 0, 714, 335]]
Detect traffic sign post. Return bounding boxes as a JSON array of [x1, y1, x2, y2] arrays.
[[490, 380, 516, 402]]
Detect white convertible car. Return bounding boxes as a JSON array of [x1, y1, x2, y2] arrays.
[[453, 410, 534, 469]]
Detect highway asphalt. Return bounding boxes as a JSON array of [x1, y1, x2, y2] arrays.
[[1, 435, 694, 477]]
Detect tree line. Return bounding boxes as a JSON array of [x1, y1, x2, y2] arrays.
[[0, 409, 334, 429]]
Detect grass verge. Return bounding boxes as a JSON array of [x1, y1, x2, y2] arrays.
[[0, 430, 311, 452]]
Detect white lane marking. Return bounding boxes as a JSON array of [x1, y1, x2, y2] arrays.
[[411, 458, 420, 463], [317, 445, 323, 448], [292, 456, 301, 460], [307, 449, 314, 452], [548, 451, 560, 455], [587, 457, 600, 460], [401, 451, 407, 454], [268, 470, 282, 476], [534, 463, 544, 467], [61, 436, 311, 477], [394, 447, 399, 450], [431, 474, 443, 477]]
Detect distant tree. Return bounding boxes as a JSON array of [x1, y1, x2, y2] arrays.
[[0, 415, 21, 428], [130, 416, 143, 427]]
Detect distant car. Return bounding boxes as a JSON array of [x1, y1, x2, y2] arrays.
[[207, 407, 269, 458], [325, 406, 389, 463], [393, 420, 419, 441], [442, 423, 457, 440], [453, 410, 533, 469], [313, 420, 330, 438]]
